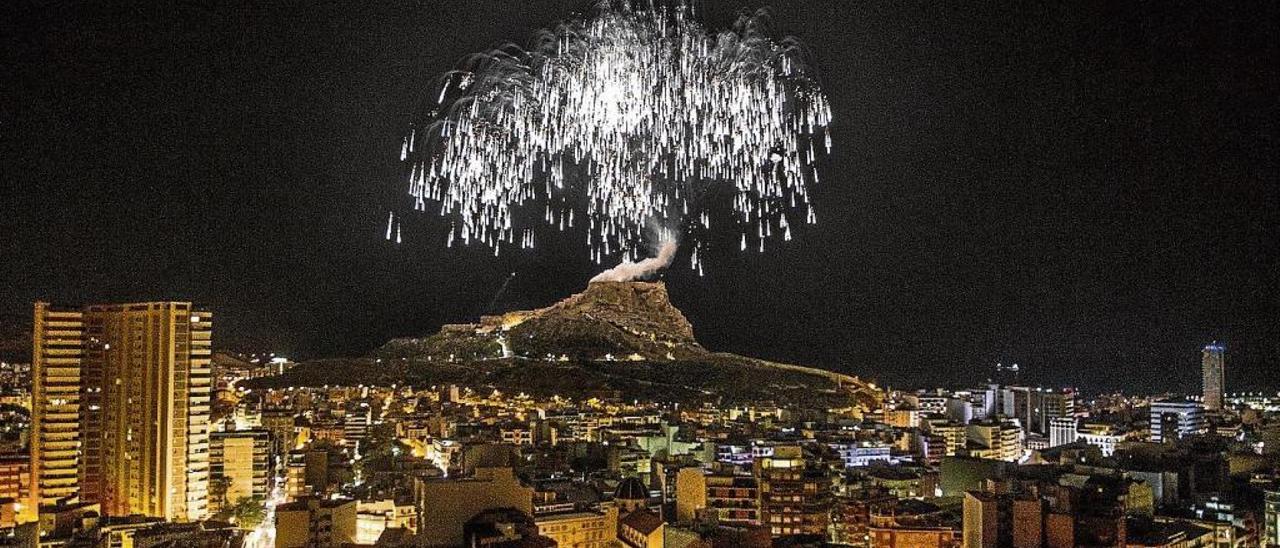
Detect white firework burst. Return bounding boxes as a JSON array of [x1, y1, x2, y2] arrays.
[[403, 0, 832, 270]]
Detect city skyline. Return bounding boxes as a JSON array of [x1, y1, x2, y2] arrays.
[[6, 295, 1272, 546]]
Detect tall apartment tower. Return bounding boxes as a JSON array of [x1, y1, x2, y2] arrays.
[[31, 302, 213, 522], [31, 303, 86, 506], [1201, 342, 1225, 412]]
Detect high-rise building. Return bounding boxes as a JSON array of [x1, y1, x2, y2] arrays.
[[31, 301, 213, 522], [999, 387, 1030, 428], [209, 430, 271, 514], [1148, 400, 1206, 443], [1035, 390, 1075, 435], [999, 387, 1074, 435], [1201, 343, 1225, 412], [31, 302, 85, 506]]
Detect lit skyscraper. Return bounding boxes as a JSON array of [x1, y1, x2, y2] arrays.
[[31, 302, 85, 506], [31, 302, 213, 522], [1201, 342, 1225, 412]]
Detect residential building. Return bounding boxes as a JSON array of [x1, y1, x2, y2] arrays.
[[828, 442, 894, 468], [965, 421, 1022, 462], [30, 303, 84, 506], [355, 499, 418, 545], [275, 497, 357, 548], [924, 420, 967, 457], [962, 491, 1005, 548], [535, 508, 617, 548], [618, 508, 664, 548], [0, 453, 34, 527], [1077, 422, 1127, 457], [209, 430, 270, 514], [32, 301, 213, 521], [261, 410, 299, 454], [754, 445, 830, 537], [673, 468, 704, 523], [705, 474, 760, 526], [80, 303, 213, 521], [413, 467, 534, 546]]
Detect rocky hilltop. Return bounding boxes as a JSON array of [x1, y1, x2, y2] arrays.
[[379, 281, 703, 363], [247, 281, 880, 409]]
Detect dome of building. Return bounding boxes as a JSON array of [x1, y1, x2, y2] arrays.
[[614, 477, 648, 502]]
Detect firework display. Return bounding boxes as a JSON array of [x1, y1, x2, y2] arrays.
[[400, 1, 832, 271]]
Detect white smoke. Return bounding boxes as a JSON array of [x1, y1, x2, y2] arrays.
[[590, 240, 679, 283]]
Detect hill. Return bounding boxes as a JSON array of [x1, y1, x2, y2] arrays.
[[244, 281, 880, 408]]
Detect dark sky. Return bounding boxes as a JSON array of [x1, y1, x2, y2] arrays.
[[3, 1, 1277, 393]]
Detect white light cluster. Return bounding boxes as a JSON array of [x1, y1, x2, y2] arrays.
[[403, 1, 832, 268]]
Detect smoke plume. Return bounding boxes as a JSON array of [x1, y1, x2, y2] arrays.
[[590, 241, 679, 283]]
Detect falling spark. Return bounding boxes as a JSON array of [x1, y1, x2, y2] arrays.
[[402, 0, 832, 270]]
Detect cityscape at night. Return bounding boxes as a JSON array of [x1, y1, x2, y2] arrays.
[[2, 1, 1278, 547]]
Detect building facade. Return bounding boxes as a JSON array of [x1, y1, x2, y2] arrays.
[[1265, 488, 1279, 548], [535, 508, 617, 548], [754, 445, 830, 537], [30, 303, 84, 506], [1201, 343, 1225, 412], [965, 421, 1022, 462], [413, 467, 534, 546], [209, 430, 271, 514], [0, 453, 34, 527], [1148, 400, 1206, 443], [705, 474, 760, 526], [1048, 417, 1078, 448], [275, 498, 357, 548], [31, 302, 213, 521]]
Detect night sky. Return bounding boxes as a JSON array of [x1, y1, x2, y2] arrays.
[[3, 1, 1277, 393]]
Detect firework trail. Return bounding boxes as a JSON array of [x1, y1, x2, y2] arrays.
[[401, 0, 832, 273], [591, 239, 679, 283]]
